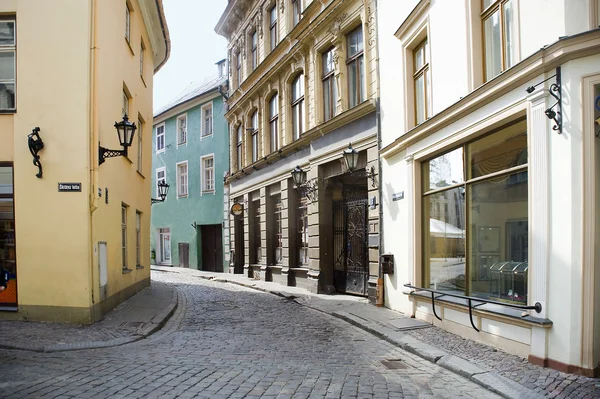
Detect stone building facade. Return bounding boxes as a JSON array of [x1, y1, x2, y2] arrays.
[[216, 0, 380, 302]]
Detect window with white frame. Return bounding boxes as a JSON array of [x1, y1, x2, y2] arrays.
[[176, 162, 188, 197], [122, 204, 128, 269], [156, 124, 165, 153], [482, 0, 517, 82], [177, 114, 187, 145], [202, 156, 215, 193], [140, 40, 145, 78], [291, 73, 304, 140], [137, 118, 143, 173], [202, 103, 213, 137], [156, 167, 166, 197], [292, 0, 303, 27], [269, 94, 278, 153], [125, 3, 131, 43], [347, 26, 365, 108], [270, 6, 278, 52], [251, 110, 259, 162], [123, 89, 129, 117], [0, 19, 16, 111], [322, 48, 337, 122], [136, 211, 141, 267], [237, 124, 243, 171], [251, 30, 258, 71]]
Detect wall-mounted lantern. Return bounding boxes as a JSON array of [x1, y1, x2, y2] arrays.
[[151, 181, 169, 204], [291, 165, 318, 202], [27, 127, 44, 178], [342, 142, 377, 188], [99, 114, 136, 165]]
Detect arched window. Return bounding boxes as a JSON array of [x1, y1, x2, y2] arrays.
[[291, 74, 304, 140], [269, 93, 279, 152]]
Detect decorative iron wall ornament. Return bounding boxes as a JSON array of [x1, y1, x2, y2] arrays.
[[525, 67, 562, 134], [27, 127, 44, 178]]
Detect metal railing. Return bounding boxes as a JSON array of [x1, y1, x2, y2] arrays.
[[403, 284, 543, 332]]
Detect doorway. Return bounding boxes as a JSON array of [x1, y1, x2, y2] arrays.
[[178, 243, 189, 268], [201, 224, 223, 272], [158, 228, 171, 265], [234, 215, 245, 274]]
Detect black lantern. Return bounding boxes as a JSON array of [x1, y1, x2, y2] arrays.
[[99, 113, 137, 165], [291, 165, 307, 186], [343, 142, 360, 172], [152, 181, 170, 204]]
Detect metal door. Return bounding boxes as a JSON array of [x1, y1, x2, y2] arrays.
[[333, 197, 369, 296]]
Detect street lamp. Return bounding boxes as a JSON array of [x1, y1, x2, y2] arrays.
[[99, 113, 137, 165], [291, 165, 317, 201], [291, 165, 307, 186], [342, 142, 360, 172], [151, 181, 170, 204]]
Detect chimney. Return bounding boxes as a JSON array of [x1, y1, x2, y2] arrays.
[[216, 58, 227, 79]]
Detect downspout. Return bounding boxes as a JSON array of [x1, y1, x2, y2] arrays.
[[88, 0, 100, 315]]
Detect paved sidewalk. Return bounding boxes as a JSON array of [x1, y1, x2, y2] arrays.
[[0, 278, 177, 352], [153, 265, 600, 399]]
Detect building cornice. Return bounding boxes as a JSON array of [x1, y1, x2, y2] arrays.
[[381, 28, 600, 159], [139, 0, 171, 73]]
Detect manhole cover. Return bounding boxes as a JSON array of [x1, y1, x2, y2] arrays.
[[381, 359, 409, 370]]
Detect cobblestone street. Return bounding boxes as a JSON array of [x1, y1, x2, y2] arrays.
[[0, 270, 499, 398]]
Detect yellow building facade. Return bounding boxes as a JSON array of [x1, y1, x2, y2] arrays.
[[0, 0, 170, 324]]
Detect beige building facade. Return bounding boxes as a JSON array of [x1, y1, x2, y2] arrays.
[[216, 0, 381, 301], [0, 0, 169, 323]]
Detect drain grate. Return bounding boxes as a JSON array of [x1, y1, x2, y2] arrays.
[[381, 359, 409, 370]]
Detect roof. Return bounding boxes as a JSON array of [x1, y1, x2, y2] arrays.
[[153, 75, 227, 119], [430, 219, 465, 239]]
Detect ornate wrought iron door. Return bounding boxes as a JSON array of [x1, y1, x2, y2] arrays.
[[333, 197, 368, 296]]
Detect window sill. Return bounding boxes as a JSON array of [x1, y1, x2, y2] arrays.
[[125, 38, 135, 56], [201, 190, 215, 195], [289, 267, 309, 272], [0, 109, 16, 114], [177, 194, 189, 199], [156, 149, 165, 155], [122, 268, 133, 274], [200, 134, 213, 139], [177, 142, 187, 147], [136, 265, 144, 270]]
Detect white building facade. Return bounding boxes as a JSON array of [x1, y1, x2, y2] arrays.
[[378, 0, 600, 376]]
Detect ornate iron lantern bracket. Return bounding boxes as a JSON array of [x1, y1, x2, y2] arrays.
[[151, 181, 170, 204], [27, 127, 44, 178], [525, 67, 562, 134]]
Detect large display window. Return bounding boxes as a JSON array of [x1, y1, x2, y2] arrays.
[[0, 165, 16, 306], [421, 118, 528, 304]]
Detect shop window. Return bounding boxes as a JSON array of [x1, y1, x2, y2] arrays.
[[322, 48, 337, 121], [0, 20, 16, 111], [421, 118, 528, 304], [0, 165, 16, 305], [347, 26, 365, 108], [251, 198, 261, 264], [271, 194, 283, 264], [482, 0, 517, 81], [297, 195, 309, 266]]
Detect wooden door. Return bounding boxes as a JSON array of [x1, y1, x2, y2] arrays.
[[178, 243, 189, 268], [201, 224, 223, 272]]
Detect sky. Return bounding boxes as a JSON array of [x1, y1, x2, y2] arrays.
[[153, 0, 228, 114]]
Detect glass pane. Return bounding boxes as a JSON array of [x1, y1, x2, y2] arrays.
[[468, 119, 527, 179], [423, 187, 466, 292], [270, 121, 277, 152], [271, 27, 277, 51], [503, 0, 517, 68], [292, 75, 304, 101], [348, 61, 357, 108], [484, 11, 502, 80], [252, 112, 258, 130], [0, 166, 12, 195], [323, 80, 331, 121], [0, 21, 15, 46], [414, 45, 424, 70], [423, 147, 464, 191], [270, 94, 278, 118], [237, 126, 242, 143], [359, 56, 366, 103], [293, 105, 299, 139], [0, 51, 15, 80], [468, 171, 528, 304], [322, 50, 334, 75], [415, 74, 425, 124], [483, 0, 494, 10], [347, 27, 363, 58], [270, 7, 277, 24]]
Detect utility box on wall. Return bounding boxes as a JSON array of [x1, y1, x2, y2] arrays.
[[381, 253, 394, 274]]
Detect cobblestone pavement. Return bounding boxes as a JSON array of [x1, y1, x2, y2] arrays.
[[404, 327, 600, 398], [0, 281, 175, 351], [0, 270, 500, 398]]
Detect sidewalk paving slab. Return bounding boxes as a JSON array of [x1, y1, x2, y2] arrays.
[[0, 278, 177, 352], [152, 265, 600, 399]]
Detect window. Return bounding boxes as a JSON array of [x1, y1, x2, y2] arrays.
[[202, 103, 213, 137], [156, 167, 166, 197], [237, 124, 243, 170], [136, 211, 141, 267], [421, 119, 528, 304], [122, 204, 128, 269], [269, 94, 279, 153], [272, 194, 283, 264], [236, 52, 242, 87], [270, 6, 278, 51], [140, 41, 145, 77], [123, 90, 129, 117], [125, 3, 131, 43], [413, 38, 431, 125], [137, 118, 143, 173], [291, 74, 304, 140], [0, 20, 16, 111], [251, 198, 261, 264], [297, 195, 308, 266], [156, 123, 165, 153], [347, 26, 365, 108], [251, 110, 259, 162], [176, 162, 188, 197], [482, 0, 517, 81], [292, 0, 303, 27], [177, 114, 187, 145], [251, 30, 258, 71], [322, 48, 337, 121], [202, 156, 214, 193]]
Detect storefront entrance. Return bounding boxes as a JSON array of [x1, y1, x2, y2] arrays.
[[0, 164, 16, 307]]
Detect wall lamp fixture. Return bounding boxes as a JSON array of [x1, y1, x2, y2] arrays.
[[151, 181, 170, 204], [343, 143, 377, 188], [525, 67, 562, 134], [99, 114, 136, 165], [27, 127, 44, 178], [291, 165, 318, 202]]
